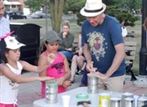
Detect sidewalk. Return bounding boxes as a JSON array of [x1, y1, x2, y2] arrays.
[[18, 72, 147, 107]]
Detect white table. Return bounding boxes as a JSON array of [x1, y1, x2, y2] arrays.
[[33, 87, 138, 107]]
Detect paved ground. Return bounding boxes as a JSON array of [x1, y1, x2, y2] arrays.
[[18, 72, 147, 107]]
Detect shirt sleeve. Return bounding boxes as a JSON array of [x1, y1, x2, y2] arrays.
[[109, 19, 124, 45]]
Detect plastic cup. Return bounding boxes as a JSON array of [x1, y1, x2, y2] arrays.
[[62, 95, 70, 107]]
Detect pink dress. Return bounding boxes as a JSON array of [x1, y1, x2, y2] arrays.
[[0, 103, 17, 107], [41, 52, 66, 97]]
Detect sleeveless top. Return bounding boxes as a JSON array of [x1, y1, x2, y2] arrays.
[[46, 53, 65, 78], [41, 52, 66, 95], [0, 62, 22, 104]]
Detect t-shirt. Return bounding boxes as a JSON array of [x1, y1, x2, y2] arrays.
[[81, 15, 126, 77]]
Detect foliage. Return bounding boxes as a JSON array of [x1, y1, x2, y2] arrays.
[[73, 0, 140, 26], [25, 0, 46, 12], [64, 0, 85, 14], [25, 0, 141, 30], [103, 0, 116, 5], [106, 6, 138, 26], [25, 0, 64, 33], [50, 0, 65, 33]]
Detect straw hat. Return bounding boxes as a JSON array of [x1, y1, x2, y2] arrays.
[[80, 0, 106, 17]]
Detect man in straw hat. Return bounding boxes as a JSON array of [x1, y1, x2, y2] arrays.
[[0, 0, 10, 63], [80, 0, 126, 91]]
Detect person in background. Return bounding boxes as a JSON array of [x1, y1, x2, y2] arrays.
[[80, 0, 126, 91], [143, 17, 147, 30], [0, 0, 10, 64], [121, 20, 128, 38], [0, 36, 53, 107], [70, 33, 86, 83], [38, 31, 71, 97], [59, 21, 74, 62]]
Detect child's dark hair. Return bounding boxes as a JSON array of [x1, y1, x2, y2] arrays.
[[3, 48, 9, 63], [0, 39, 7, 63], [40, 41, 48, 53]]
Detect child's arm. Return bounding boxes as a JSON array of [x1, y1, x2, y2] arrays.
[[38, 53, 56, 76], [0, 64, 53, 83], [21, 60, 48, 73], [21, 52, 53, 74], [38, 53, 49, 77]]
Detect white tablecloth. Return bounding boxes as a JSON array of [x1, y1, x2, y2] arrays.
[[33, 87, 138, 107]]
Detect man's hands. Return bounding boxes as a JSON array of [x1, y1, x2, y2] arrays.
[[86, 61, 96, 72], [86, 61, 109, 82]]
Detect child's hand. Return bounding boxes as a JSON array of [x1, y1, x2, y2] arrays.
[[63, 80, 71, 88], [38, 76, 54, 81], [56, 77, 64, 85], [48, 53, 56, 64]]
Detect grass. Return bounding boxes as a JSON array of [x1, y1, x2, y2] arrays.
[[11, 18, 142, 74]]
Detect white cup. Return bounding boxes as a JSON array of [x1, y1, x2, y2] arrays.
[[62, 95, 70, 107]]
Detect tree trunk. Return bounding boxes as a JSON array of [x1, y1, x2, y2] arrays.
[[50, 0, 65, 33]]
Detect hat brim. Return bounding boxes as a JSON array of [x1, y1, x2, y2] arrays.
[[80, 3, 106, 17], [47, 39, 62, 44], [7, 43, 26, 50]]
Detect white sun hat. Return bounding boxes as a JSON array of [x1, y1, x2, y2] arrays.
[[4, 36, 25, 49], [80, 0, 106, 17]]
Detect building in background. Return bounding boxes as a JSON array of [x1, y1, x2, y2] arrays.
[[3, 0, 24, 13]]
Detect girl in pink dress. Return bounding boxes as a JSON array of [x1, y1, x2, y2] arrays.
[[39, 31, 71, 97]]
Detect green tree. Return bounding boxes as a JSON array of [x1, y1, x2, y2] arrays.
[[64, 0, 85, 14], [50, 0, 65, 32], [106, 6, 138, 26], [25, 0, 45, 12], [71, 0, 139, 26], [25, 0, 65, 33]]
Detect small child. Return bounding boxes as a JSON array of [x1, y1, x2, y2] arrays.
[[38, 31, 71, 97], [0, 36, 53, 107]]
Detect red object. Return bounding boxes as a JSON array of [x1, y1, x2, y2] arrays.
[[0, 103, 17, 107], [0, 31, 14, 40]]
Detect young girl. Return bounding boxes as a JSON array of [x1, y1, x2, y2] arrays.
[[0, 36, 53, 107], [38, 31, 71, 97]]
